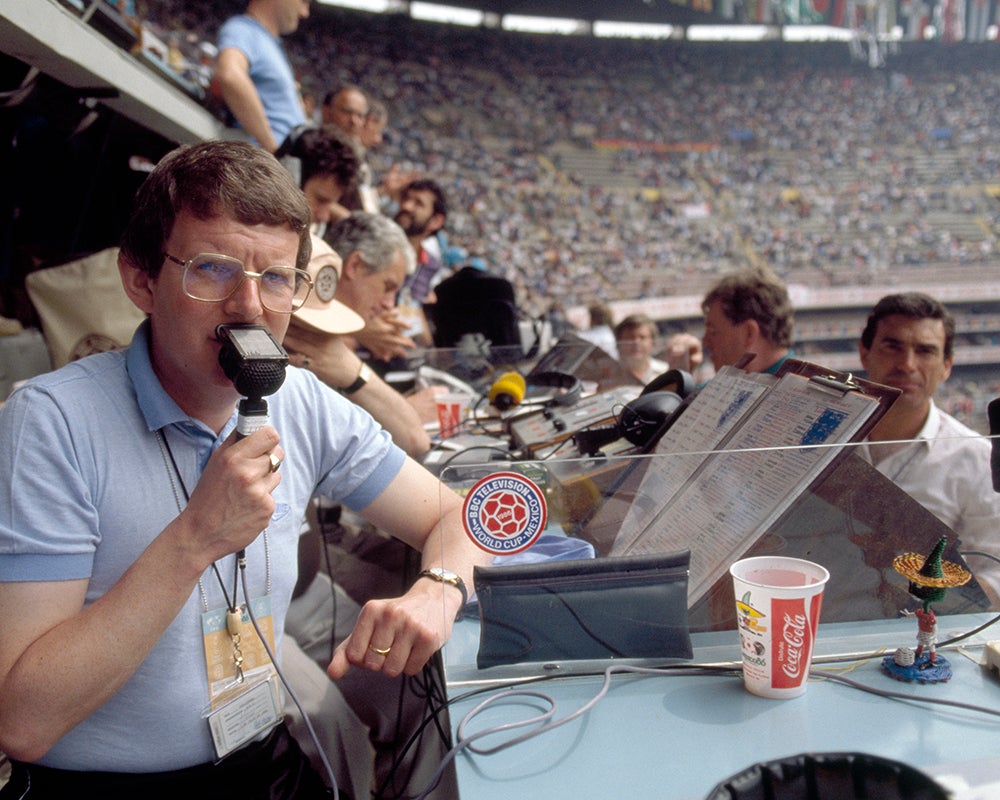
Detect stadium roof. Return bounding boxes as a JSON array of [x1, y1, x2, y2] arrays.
[[318, 0, 881, 39], [426, 0, 722, 26]]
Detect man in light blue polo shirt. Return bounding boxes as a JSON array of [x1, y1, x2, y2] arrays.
[[0, 140, 483, 799], [214, 0, 309, 153]]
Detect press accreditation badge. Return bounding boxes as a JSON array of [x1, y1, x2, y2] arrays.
[[207, 674, 282, 760], [201, 596, 281, 759]]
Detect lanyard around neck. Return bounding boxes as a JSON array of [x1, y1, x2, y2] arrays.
[[155, 429, 270, 612]]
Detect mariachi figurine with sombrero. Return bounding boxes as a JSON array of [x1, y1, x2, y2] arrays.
[[883, 536, 972, 684]]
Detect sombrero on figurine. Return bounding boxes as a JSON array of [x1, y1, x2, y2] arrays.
[[883, 538, 971, 684], [892, 537, 971, 591]]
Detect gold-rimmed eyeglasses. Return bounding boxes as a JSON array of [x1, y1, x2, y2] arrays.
[[164, 253, 313, 314]]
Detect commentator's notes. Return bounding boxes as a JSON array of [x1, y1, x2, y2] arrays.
[[612, 368, 880, 603]]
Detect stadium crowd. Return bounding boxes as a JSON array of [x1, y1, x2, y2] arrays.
[[52, 1, 1000, 435], [134, 2, 998, 317]]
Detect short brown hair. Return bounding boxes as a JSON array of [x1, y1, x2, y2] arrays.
[[282, 125, 360, 193], [614, 313, 657, 342], [702, 267, 793, 348], [120, 141, 312, 277]]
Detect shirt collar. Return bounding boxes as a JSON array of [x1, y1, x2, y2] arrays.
[[763, 350, 793, 376], [914, 400, 941, 443], [125, 319, 237, 437]]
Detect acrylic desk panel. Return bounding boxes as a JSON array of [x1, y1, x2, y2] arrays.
[[442, 613, 1000, 800]]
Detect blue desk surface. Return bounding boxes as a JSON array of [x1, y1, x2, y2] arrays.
[[442, 613, 1000, 800]]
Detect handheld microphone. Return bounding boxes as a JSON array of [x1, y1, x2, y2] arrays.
[[217, 324, 289, 437], [488, 371, 527, 411], [217, 324, 289, 563], [988, 397, 1000, 493]]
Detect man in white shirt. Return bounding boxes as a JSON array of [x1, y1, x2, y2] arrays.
[[858, 292, 1000, 603], [614, 314, 668, 386]]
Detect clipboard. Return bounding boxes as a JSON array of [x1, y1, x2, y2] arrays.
[[774, 357, 900, 443], [582, 354, 902, 605]]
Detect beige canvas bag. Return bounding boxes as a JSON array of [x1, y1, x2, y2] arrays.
[[25, 247, 145, 369]]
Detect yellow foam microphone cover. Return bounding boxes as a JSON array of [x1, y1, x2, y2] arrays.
[[488, 371, 527, 410]]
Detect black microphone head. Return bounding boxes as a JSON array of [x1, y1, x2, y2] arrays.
[[988, 397, 1000, 493], [221, 354, 287, 399], [216, 324, 289, 399], [492, 394, 515, 411]]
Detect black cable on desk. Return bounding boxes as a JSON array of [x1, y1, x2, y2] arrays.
[[431, 443, 514, 473]]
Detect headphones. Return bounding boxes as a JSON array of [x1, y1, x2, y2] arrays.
[[487, 370, 582, 411], [573, 369, 695, 455], [620, 369, 695, 448], [641, 368, 696, 398], [618, 391, 686, 447]]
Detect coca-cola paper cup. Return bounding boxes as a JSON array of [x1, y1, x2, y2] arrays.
[[435, 392, 470, 439], [730, 556, 829, 699]]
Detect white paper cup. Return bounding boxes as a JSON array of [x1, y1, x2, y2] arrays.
[[730, 556, 829, 699], [435, 392, 469, 439]]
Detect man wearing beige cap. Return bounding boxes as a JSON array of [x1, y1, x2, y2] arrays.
[[285, 234, 429, 457]]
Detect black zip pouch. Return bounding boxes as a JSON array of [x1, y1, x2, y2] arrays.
[[473, 550, 693, 669]]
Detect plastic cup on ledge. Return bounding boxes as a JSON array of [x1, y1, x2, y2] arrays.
[[435, 392, 470, 439], [730, 555, 830, 699]]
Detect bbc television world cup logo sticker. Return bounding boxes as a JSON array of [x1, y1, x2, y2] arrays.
[[462, 472, 546, 555]]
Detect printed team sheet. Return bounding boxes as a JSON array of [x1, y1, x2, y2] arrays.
[[612, 369, 881, 603]]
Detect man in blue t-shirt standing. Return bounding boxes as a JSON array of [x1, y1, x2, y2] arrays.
[[214, 0, 309, 153]]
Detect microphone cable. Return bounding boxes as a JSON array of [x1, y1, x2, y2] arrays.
[[241, 565, 341, 800], [214, 325, 339, 794]]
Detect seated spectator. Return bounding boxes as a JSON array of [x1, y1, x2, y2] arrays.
[[323, 212, 417, 364], [322, 84, 368, 142], [615, 313, 668, 385], [276, 125, 362, 236], [393, 179, 450, 349], [285, 234, 430, 459], [576, 302, 619, 359]]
